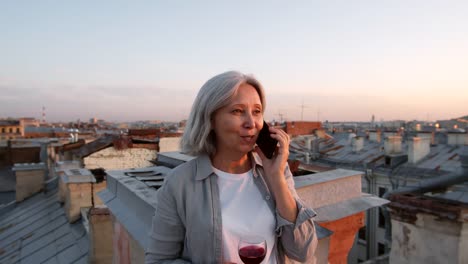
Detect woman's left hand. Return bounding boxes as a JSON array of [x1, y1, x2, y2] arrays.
[[255, 126, 290, 184], [255, 126, 297, 222]]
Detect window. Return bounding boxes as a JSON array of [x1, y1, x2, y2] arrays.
[[16, 128, 20, 133], [378, 242, 386, 256], [9, 128, 13, 133], [379, 208, 386, 228], [379, 187, 387, 197], [358, 226, 366, 241], [1, 128, 4, 133]]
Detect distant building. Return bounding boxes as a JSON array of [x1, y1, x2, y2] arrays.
[[290, 130, 467, 263], [0, 120, 22, 140], [284, 121, 322, 137]]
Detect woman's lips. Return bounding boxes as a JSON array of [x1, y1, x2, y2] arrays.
[[240, 135, 255, 144]]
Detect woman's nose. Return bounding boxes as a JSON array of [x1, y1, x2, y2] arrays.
[[243, 113, 255, 128]]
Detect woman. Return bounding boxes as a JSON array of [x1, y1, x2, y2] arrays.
[[145, 71, 317, 263]]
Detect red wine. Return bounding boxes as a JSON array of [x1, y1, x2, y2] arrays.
[[239, 245, 266, 264]]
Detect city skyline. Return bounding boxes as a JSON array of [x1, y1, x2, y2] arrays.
[[1, 1, 467, 123]]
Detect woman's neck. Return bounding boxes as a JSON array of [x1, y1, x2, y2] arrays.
[[211, 151, 251, 174]]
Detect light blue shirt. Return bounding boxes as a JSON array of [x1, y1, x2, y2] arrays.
[[145, 152, 318, 264]]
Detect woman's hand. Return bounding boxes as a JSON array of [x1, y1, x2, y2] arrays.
[[255, 126, 297, 222], [255, 126, 290, 182]]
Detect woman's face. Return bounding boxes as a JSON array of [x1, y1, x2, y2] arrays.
[[212, 83, 264, 158]]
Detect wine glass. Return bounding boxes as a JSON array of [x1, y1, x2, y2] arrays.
[[238, 235, 267, 264]]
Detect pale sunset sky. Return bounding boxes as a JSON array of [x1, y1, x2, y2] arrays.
[[1, 1, 467, 123]]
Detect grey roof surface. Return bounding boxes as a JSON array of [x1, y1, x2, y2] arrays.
[[295, 132, 463, 175], [323, 137, 386, 165], [0, 188, 89, 264]]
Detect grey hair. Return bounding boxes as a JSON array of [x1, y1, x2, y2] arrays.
[[181, 71, 266, 156]]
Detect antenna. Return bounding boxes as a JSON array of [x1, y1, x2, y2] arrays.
[[277, 109, 284, 123], [299, 100, 308, 121], [42, 106, 46, 124]]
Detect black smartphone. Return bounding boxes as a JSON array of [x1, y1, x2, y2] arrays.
[[256, 121, 278, 159]]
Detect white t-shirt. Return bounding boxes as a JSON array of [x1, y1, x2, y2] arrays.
[[213, 167, 277, 264]]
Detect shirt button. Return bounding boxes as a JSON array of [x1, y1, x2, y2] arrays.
[[265, 195, 271, 200]]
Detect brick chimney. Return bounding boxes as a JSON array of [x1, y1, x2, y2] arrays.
[[56, 161, 81, 203], [63, 168, 97, 223], [13, 162, 46, 202], [408, 137, 431, 164], [88, 207, 113, 263], [384, 136, 402, 155]]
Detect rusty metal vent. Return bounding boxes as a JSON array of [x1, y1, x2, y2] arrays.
[[125, 170, 165, 189]]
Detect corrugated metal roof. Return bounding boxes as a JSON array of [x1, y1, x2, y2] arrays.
[[0, 188, 89, 264]]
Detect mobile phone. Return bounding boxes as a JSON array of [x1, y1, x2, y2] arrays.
[[256, 121, 278, 159]]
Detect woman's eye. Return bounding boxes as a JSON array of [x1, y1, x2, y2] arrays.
[[232, 109, 243, 114]]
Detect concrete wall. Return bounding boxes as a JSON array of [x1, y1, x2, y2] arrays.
[[159, 137, 181, 152], [390, 214, 465, 264], [296, 173, 362, 209], [84, 147, 156, 170]]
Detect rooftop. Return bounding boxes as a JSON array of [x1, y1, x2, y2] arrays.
[[0, 180, 89, 264]]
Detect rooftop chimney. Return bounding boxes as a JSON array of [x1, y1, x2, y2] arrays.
[[417, 132, 436, 145], [384, 136, 402, 155], [13, 162, 46, 202], [352, 137, 364, 152], [447, 132, 468, 146], [63, 168, 96, 223], [88, 207, 113, 263], [460, 146, 468, 172], [408, 137, 430, 164], [369, 130, 381, 143], [56, 161, 81, 203], [305, 137, 312, 150]]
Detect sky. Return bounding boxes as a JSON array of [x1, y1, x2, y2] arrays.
[[1, 1, 467, 123]]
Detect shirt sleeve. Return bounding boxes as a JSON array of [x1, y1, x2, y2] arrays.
[[274, 166, 318, 262], [145, 175, 192, 264]]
